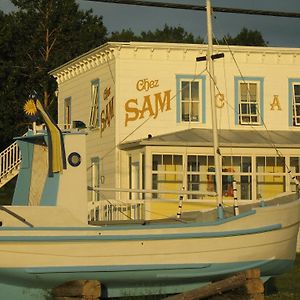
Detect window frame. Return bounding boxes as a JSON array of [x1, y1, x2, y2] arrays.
[[176, 74, 206, 124], [91, 156, 100, 203], [234, 76, 264, 126], [89, 79, 100, 128], [152, 153, 183, 199], [64, 97, 71, 129], [288, 78, 300, 127]]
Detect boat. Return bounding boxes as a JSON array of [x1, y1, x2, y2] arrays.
[[0, 1, 300, 299]]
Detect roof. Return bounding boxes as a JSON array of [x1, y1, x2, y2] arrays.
[[50, 41, 300, 78], [119, 128, 300, 150]]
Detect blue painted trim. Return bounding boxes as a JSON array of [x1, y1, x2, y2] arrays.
[[234, 76, 264, 126], [0, 223, 281, 242], [12, 141, 34, 205], [175, 74, 206, 124], [63, 97, 71, 126], [288, 78, 300, 127], [91, 78, 100, 128], [26, 263, 212, 274], [0, 258, 292, 278], [40, 173, 60, 206]]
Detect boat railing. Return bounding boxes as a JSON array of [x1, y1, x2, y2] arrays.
[[88, 187, 218, 222], [88, 199, 145, 222]]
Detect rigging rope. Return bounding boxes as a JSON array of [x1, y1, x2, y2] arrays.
[[84, 0, 300, 19]]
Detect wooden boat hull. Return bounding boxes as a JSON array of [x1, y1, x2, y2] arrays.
[[0, 198, 299, 298]]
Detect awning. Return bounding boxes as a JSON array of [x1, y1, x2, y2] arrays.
[[119, 128, 300, 150]]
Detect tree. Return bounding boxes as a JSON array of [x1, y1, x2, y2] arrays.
[[110, 24, 204, 44], [222, 27, 267, 46], [11, 0, 107, 107], [0, 0, 108, 150]]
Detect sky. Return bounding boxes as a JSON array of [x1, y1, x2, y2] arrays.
[[0, 0, 300, 47]]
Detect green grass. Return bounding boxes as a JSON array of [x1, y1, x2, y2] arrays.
[[265, 254, 300, 300]]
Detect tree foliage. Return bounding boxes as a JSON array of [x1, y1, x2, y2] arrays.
[[0, 0, 107, 149], [110, 24, 204, 44], [221, 27, 267, 46]]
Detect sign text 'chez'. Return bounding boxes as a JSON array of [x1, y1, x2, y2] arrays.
[[125, 78, 172, 126]]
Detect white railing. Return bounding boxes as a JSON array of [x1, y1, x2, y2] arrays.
[[88, 200, 145, 222], [0, 142, 21, 186]]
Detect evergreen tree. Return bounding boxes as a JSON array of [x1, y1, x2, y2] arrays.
[[110, 24, 203, 44], [0, 0, 108, 150], [222, 27, 267, 46]]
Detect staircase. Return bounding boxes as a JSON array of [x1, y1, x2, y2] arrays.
[[0, 142, 21, 188]]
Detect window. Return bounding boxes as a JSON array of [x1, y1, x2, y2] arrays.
[[290, 157, 300, 191], [186, 155, 252, 200], [256, 156, 285, 199], [89, 79, 100, 128], [176, 75, 206, 123], [289, 79, 300, 126], [64, 97, 71, 129], [91, 157, 100, 202], [187, 155, 214, 199], [222, 156, 252, 200], [235, 77, 264, 125], [152, 154, 183, 199]]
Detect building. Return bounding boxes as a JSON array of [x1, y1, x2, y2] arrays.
[[50, 41, 300, 220]]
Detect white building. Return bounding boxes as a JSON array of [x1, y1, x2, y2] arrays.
[[51, 41, 300, 220]]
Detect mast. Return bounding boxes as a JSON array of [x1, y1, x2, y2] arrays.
[[206, 0, 223, 211]]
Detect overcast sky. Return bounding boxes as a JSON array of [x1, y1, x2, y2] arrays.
[[1, 0, 300, 47]]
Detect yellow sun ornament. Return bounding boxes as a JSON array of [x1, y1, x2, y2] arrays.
[[24, 99, 38, 116]]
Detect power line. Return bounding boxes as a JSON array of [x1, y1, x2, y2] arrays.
[[84, 0, 300, 18]]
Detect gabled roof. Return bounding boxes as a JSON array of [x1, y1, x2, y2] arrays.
[[119, 128, 300, 150]]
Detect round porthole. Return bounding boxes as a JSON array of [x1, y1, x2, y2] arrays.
[[68, 152, 81, 167]]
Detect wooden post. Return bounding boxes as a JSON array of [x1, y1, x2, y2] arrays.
[[162, 272, 246, 300], [243, 269, 265, 300], [162, 268, 264, 300], [52, 280, 101, 300]]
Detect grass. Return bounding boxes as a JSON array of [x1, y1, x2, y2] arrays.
[[264, 253, 300, 300]]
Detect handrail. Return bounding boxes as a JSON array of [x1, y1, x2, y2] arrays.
[[0, 141, 21, 181]]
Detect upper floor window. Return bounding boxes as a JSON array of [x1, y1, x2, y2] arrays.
[[176, 75, 206, 123], [89, 79, 100, 128], [235, 77, 264, 126], [289, 79, 300, 127]]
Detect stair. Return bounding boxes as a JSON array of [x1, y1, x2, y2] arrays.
[[0, 142, 21, 188]]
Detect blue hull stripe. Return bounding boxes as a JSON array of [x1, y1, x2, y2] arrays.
[[0, 223, 281, 242], [26, 263, 212, 274]]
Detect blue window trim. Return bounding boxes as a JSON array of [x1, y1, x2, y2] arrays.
[[288, 78, 300, 127], [176, 74, 206, 124], [234, 76, 264, 126], [91, 78, 100, 128], [64, 97, 71, 126]]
